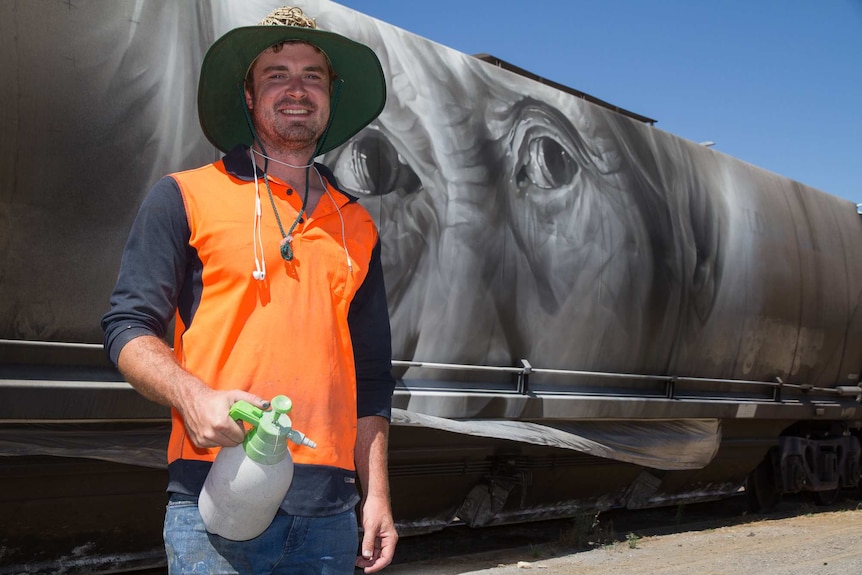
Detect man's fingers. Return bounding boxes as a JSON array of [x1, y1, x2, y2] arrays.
[[360, 531, 376, 560]]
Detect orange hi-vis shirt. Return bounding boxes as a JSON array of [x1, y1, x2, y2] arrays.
[[170, 159, 375, 470], [102, 146, 395, 515]]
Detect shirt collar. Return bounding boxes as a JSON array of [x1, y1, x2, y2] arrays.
[[220, 145, 359, 204]]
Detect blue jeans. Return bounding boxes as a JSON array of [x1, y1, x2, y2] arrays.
[[164, 494, 358, 574]]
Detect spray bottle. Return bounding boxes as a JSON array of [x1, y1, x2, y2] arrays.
[[198, 395, 316, 541]]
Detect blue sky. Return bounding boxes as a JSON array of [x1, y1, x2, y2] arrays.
[[339, 0, 862, 206]]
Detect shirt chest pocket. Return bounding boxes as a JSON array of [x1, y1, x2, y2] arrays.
[[290, 229, 369, 302]]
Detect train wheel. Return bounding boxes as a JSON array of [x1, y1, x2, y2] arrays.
[[746, 451, 780, 513]]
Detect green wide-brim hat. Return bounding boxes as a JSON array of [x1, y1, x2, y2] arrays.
[[198, 14, 386, 156]]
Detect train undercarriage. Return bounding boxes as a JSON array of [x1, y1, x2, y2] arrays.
[[2, 349, 861, 572]]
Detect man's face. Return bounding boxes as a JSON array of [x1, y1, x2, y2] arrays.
[[245, 42, 332, 154]]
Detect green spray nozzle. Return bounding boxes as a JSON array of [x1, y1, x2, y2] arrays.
[[228, 395, 316, 464]]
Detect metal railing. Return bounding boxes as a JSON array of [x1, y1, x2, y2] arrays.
[[392, 359, 862, 402], [4, 340, 860, 403]]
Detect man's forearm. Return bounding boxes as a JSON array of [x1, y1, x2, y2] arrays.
[[117, 334, 206, 410], [355, 414, 397, 571], [355, 415, 391, 500], [116, 334, 259, 448]]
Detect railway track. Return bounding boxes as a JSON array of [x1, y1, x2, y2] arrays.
[[389, 492, 862, 574], [5, 492, 859, 575]]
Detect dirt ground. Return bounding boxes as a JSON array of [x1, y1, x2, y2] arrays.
[[389, 503, 862, 575]]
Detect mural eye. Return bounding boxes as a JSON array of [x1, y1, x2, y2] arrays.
[[346, 131, 421, 197], [516, 135, 576, 191], [506, 100, 584, 208]]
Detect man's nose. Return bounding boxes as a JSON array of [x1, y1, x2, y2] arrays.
[[282, 76, 309, 95]]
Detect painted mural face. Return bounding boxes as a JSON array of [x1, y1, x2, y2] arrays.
[[8, 0, 857, 386], [317, 8, 716, 377]]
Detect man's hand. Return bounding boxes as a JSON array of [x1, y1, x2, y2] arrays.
[[178, 386, 270, 448], [355, 493, 398, 573]]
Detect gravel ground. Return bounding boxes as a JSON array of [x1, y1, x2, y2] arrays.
[[388, 500, 862, 575]]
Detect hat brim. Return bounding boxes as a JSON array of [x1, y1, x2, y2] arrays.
[[198, 26, 386, 156]]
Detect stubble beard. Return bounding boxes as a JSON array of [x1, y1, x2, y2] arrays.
[[253, 98, 327, 156]]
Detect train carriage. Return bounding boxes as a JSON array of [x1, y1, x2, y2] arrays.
[[1, 0, 860, 570]]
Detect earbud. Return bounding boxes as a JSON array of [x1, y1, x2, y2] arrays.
[[252, 269, 265, 281]]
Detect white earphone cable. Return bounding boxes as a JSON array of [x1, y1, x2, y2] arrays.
[[250, 152, 266, 281], [315, 167, 353, 274]]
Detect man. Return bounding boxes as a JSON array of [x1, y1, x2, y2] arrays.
[[101, 6, 397, 574]]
